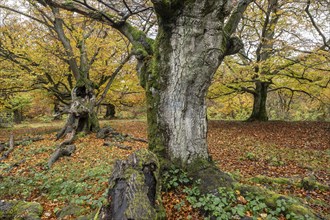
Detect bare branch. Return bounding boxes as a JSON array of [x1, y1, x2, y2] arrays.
[[97, 52, 133, 105], [305, 0, 330, 50], [0, 5, 53, 28]]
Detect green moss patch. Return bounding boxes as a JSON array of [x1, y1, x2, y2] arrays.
[[0, 200, 43, 220]]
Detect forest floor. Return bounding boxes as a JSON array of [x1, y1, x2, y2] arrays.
[[0, 120, 329, 219]]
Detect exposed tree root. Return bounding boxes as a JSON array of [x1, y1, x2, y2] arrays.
[[48, 128, 77, 168], [48, 144, 76, 168], [0, 134, 14, 162]]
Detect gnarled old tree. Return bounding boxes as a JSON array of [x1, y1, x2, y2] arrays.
[[50, 6, 101, 136], [41, 0, 252, 168], [0, 2, 100, 131], [0, 1, 133, 135]]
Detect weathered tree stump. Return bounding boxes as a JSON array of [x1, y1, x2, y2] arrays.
[[97, 149, 166, 220], [56, 85, 100, 141]]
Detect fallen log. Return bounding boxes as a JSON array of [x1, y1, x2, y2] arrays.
[[96, 126, 114, 139], [129, 137, 148, 143], [18, 136, 44, 145], [97, 126, 148, 144], [96, 149, 166, 220], [48, 145, 76, 168]]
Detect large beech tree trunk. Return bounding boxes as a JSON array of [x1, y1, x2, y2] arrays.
[[248, 81, 269, 121], [146, 1, 241, 168], [43, 0, 250, 168]]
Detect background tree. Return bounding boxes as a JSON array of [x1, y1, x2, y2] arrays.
[[0, 2, 134, 126], [208, 0, 330, 121]]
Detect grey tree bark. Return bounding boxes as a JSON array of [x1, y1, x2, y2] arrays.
[[247, 81, 269, 121], [148, 0, 250, 167]]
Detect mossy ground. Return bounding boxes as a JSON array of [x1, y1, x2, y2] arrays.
[[0, 120, 329, 219]]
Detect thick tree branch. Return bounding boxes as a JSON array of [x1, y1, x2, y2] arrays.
[[224, 0, 253, 35], [268, 87, 313, 99], [305, 0, 330, 50], [51, 7, 81, 80], [41, 0, 153, 57]]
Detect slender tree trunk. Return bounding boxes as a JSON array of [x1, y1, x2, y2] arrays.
[[104, 103, 116, 119], [248, 81, 269, 121], [13, 109, 23, 124], [248, 1, 280, 122]]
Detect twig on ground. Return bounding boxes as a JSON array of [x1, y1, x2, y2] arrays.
[[6, 159, 26, 173], [104, 142, 132, 150]]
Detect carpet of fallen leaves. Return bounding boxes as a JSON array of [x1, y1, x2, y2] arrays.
[[0, 120, 329, 219]]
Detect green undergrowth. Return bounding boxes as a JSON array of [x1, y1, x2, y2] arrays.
[[0, 166, 110, 210], [162, 166, 319, 220], [0, 139, 114, 218]]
